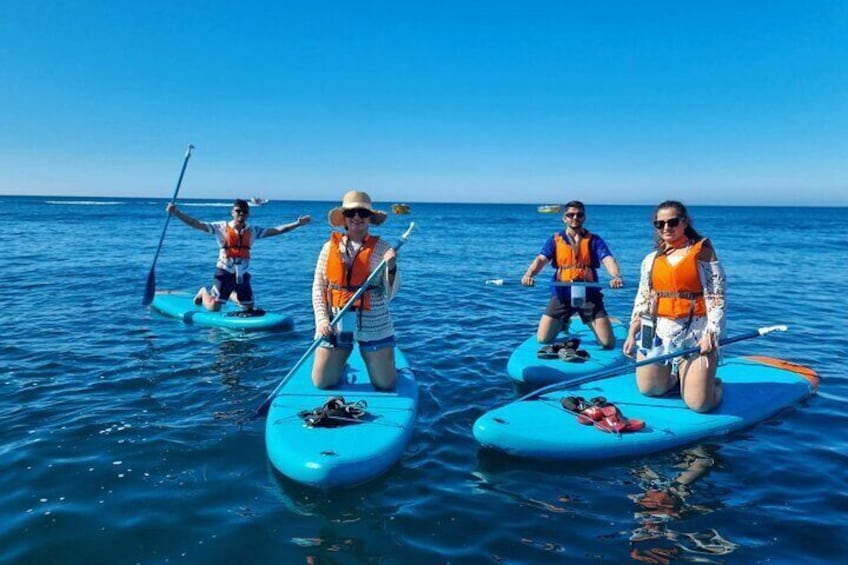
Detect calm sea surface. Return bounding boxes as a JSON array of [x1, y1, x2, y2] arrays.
[[2, 196, 847, 564]]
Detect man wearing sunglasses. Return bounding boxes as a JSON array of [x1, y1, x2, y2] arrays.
[[166, 199, 311, 311], [521, 200, 625, 349]]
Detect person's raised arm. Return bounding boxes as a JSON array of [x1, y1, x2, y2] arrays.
[[263, 215, 312, 237], [166, 203, 208, 232]]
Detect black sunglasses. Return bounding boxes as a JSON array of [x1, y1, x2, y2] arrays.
[[565, 212, 585, 219], [343, 208, 372, 219], [233, 209, 249, 216], [653, 217, 683, 230]]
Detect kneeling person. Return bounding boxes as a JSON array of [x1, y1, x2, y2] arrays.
[[166, 199, 311, 311], [521, 200, 625, 349], [312, 191, 400, 391]]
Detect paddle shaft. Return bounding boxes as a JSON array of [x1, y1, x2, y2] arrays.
[[521, 325, 788, 401], [142, 144, 194, 305], [254, 222, 415, 418], [485, 280, 622, 289]]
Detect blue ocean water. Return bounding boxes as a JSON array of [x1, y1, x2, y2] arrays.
[[2, 196, 847, 564]]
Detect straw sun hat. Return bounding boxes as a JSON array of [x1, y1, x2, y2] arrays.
[[328, 191, 388, 227]]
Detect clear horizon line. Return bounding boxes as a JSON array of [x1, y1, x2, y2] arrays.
[[3, 192, 847, 208]]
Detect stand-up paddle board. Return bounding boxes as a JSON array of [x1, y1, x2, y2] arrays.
[[508, 317, 629, 386], [151, 290, 293, 331], [265, 345, 417, 488], [474, 356, 818, 460]]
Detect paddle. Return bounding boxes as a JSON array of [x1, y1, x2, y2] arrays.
[[521, 324, 788, 402], [253, 222, 416, 418], [484, 279, 621, 288], [142, 144, 195, 306]]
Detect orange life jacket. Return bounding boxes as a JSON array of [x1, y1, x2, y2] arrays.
[[325, 231, 380, 311], [554, 231, 596, 282], [650, 239, 707, 319], [223, 225, 251, 259]]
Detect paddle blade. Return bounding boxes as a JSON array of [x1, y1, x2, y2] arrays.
[[254, 399, 271, 419], [142, 268, 156, 305]]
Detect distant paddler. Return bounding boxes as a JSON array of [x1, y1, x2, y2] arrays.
[[521, 200, 625, 349], [166, 199, 311, 311]]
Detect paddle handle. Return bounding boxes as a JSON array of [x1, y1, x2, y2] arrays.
[[254, 222, 416, 418], [521, 324, 789, 401]]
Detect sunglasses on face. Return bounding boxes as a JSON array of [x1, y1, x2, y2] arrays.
[[565, 212, 585, 219], [233, 209, 249, 216], [653, 217, 683, 230], [343, 208, 372, 219]]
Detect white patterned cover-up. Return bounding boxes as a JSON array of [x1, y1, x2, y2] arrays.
[[630, 248, 727, 354]]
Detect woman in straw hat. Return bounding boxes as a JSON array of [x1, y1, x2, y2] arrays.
[[311, 191, 400, 390]]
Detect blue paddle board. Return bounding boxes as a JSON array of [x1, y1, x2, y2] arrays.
[[508, 317, 629, 386], [474, 356, 818, 460], [151, 290, 293, 331], [265, 345, 418, 488]]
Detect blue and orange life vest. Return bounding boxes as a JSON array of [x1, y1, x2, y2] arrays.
[[650, 238, 707, 319], [223, 225, 251, 260], [325, 231, 380, 310], [554, 231, 596, 282]]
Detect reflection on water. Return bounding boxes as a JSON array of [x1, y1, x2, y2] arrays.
[[212, 334, 260, 389], [628, 445, 739, 563]]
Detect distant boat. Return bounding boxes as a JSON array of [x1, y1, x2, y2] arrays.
[[250, 196, 269, 206], [392, 203, 411, 215], [537, 204, 560, 214]]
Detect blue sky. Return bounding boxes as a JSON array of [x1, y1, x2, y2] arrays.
[[1, 1, 846, 205]]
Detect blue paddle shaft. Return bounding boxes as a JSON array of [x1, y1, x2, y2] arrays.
[[150, 145, 194, 266], [142, 145, 194, 305], [254, 222, 416, 418], [521, 325, 788, 401]]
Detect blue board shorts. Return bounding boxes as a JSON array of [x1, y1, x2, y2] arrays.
[[319, 334, 396, 352], [211, 269, 253, 306]]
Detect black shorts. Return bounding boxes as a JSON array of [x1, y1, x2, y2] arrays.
[[211, 269, 253, 305], [543, 293, 608, 324]]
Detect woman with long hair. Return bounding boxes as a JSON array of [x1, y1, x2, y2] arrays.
[[623, 201, 726, 412]]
